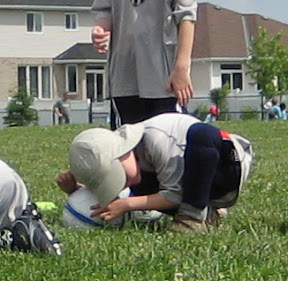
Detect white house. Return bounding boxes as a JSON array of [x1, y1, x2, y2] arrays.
[[1, 1, 288, 125], [0, 0, 108, 125]]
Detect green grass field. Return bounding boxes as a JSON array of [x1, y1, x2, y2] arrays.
[[0, 120, 288, 281]]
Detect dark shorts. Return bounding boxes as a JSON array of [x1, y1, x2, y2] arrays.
[[110, 96, 177, 130], [182, 123, 241, 209]]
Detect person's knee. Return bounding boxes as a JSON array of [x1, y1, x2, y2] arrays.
[[187, 123, 221, 147]]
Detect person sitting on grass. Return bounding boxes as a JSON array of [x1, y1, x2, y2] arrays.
[[267, 98, 281, 120], [0, 159, 62, 255], [204, 105, 219, 123], [279, 102, 287, 120], [59, 113, 253, 232]]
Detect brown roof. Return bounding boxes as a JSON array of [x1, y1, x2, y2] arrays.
[[193, 3, 288, 59], [244, 14, 288, 47]]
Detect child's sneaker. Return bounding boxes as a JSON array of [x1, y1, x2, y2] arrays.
[[206, 208, 228, 226], [171, 215, 207, 233], [11, 202, 62, 255], [0, 228, 13, 249]]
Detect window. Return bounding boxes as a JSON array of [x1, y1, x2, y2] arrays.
[[86, 67, 106, 102], [220, 64, 243, 90], [18, 66, 52, 99], [30, 67, 38, 97], [26, 12, 43, 33], [66, 65, 77, 93], [18, 67, 27, 92], [42, 67, 51, 99], [65, 13, 78, 30]]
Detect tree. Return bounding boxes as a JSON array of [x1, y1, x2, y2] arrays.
[[245, 27, 288, 100], [4, 90, 38, 127]]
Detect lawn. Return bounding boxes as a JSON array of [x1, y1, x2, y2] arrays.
[[0, 120, 288, 281]]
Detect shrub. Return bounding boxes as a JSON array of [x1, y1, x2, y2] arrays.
[[191, 104, 208, 121], [240, 106, 259, 120], [4, 90, 38, 126], [209, 83, 230, 121]]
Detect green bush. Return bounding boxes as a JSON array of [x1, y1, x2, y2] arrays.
[[209, 83, 230, 121], [192, 104, 208, 121], [4, 90, 38, 126], [240, 106, 259, 120]]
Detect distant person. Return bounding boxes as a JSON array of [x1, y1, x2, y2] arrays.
[[0, 159, 61, 255], [204, 105, 219, 123], [267, 98, 281, 120], [53, 91, 71, 124], [279, 102, 287, 120]]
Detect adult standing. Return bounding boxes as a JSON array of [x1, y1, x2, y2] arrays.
[[53, 91, 71, 124], [91, 0, 197, 129]]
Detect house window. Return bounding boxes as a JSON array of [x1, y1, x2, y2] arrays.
[[18, 66, 52, 99], [26, 12, 43, 33], [86, 66, 106, 102], [42, 66, 51, 99], [66, 65, 77, 93], [18, 67, 27, 92], [65, 13, 78, 30], [220, 64, 243, 90]]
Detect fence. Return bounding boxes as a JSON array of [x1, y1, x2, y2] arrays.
[[187, 93, 269, 121], [0, 93, 283, 128]]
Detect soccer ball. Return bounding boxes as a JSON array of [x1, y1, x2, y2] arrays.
[[62, 186, 131, 229], [62, 186, 165, 229]]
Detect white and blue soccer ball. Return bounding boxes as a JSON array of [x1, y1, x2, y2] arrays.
[[62, 186, 130, 229], [62, 186, 164, 229]]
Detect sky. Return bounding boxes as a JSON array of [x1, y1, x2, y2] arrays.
[[197, 0, 288, 24]]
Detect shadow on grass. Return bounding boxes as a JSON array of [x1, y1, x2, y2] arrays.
[[278, 221, 288, 235]]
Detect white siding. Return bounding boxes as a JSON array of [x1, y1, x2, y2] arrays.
[[0, 10, 94, 57], [191, 61, 211, 96]]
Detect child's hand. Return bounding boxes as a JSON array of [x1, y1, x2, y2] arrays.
[[90, 198, 128, 221], [56, 170, 79, 195], [166, 66, 194, 107], [91, 25, 111, 54]]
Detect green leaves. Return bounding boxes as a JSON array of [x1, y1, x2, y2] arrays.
[[4, 90, 38, 127], [246, 27, 288, 99]]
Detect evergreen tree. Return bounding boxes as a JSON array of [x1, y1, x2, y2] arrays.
[[4, 90, 38, 127]]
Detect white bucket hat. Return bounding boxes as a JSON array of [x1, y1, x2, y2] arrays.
[[229, 134, 253, 191], [69, 123, 144, 207]]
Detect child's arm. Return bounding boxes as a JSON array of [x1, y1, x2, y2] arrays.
[[167, 20, 195, 107], [91, 193, 178, 221], [125, 193, 178, 211]]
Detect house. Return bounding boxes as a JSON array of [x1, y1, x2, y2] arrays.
[[191, 3, 288, 113], [0, 0, 107, 125], [0, 1, 288, 126]]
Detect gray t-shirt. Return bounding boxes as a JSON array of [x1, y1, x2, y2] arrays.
[[135, 113, 200, 204], [53, 99, 70, 118], [91, 0, 197, 99]]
